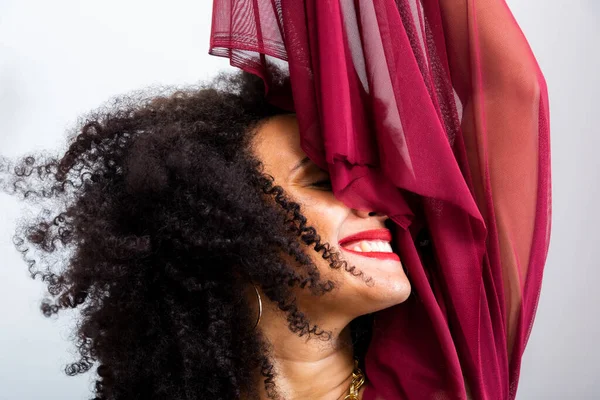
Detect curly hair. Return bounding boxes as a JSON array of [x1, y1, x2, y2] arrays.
[[1, 70, 373, 399]]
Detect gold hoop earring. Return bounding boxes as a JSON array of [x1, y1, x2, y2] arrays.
[[253, 284, 262, 329]]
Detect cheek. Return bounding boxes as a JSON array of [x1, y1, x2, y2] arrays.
[[293, 196, 350, 279], [284, 188, 351, 272], [300, 199, 347, 247]]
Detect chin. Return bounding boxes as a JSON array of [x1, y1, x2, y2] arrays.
[[343, 268, 411, 316], [367, 274, 412, 312], [333, 247, 410, 312]]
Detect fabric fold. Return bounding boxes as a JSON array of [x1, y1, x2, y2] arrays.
[[209, 0, 551, 398]]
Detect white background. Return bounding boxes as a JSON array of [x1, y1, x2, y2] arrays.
[[0, 1, 598, 399]]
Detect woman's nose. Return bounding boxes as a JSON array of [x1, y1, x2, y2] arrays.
[[353, 209, 387, 219]]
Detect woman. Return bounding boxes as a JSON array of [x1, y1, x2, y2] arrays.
[[4, 71, 409, 399], [4, 0, 551, 398]]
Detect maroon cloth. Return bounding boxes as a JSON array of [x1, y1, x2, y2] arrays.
[[209, 1, 551, 399]]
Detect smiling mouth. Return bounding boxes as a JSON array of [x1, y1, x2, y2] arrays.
[[340, 245, 401, 261], [338, 229, 401, 262]]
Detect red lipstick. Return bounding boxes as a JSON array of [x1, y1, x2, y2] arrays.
[[338, 228, 400, 262], [339, 228, 392, 245]]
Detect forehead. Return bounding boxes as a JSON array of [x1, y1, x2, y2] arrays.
[[251, 114, 305, 175]]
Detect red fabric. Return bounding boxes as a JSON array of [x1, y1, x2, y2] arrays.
[[209, 0, 551, 399]]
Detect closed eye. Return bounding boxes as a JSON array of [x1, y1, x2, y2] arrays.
[[311, 179, 332, 190]]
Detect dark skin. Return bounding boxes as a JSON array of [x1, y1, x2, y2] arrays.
[[248, 114, 411, 399]]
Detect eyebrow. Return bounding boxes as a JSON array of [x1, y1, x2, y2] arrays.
[[289, 156, 312, 175]]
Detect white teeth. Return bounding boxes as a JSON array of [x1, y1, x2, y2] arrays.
[[360, 241, 372, 252], [345, 240, 393, 253]]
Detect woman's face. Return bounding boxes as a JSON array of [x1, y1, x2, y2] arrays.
[[251, 114, 411, 325]]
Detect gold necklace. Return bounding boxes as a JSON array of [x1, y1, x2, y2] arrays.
[[344, 359, 365, 400]]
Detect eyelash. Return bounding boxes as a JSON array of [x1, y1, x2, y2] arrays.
[[312, 179, 332, 189]]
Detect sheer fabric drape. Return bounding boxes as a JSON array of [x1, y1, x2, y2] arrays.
[[210, 1, 551, 398]]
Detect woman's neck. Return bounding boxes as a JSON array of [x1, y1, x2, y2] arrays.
[[253, 307, 361, 400]]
